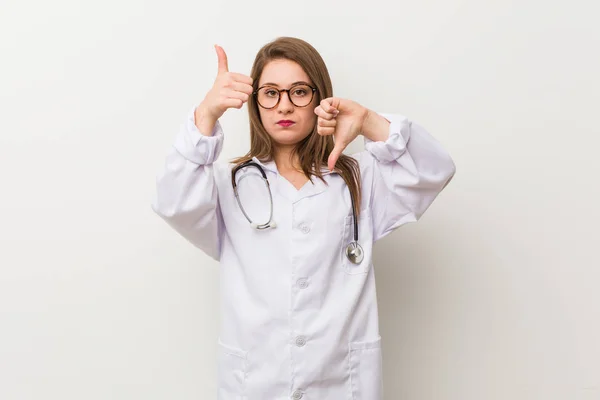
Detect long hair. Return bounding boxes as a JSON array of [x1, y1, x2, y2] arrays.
[[232, 37, 361, 216]]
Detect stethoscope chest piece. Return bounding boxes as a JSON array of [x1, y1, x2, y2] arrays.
[[345, 241, 364, 264]]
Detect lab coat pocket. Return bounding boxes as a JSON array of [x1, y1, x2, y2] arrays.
[[341, 210, 373, 275], [217, 339, 248, 399], [349, 336, 384, 400]]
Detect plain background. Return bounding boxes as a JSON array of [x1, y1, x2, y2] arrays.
[[1, 0, 599, 399]]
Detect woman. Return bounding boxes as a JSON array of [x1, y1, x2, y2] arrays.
[[152, 37, 455, 400]]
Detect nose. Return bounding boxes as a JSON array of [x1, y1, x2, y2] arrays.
[[277, 90, 294, 114]]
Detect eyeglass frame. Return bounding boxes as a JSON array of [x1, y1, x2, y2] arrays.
[[253, 84, 318, 109]]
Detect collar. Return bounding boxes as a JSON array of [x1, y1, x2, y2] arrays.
[[251, 156, 335, 176], [249, 156, 335, 203]]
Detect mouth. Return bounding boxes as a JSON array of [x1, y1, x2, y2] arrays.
[[277, 120, 295, 127]]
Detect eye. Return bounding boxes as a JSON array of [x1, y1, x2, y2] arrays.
[[264, 89, 278, 97], [293, 88, 308, 96]]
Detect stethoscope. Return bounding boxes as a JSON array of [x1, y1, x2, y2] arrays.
[[231, 160, 364, 264]]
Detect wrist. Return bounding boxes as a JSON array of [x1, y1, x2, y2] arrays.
[[194, 104, 218, 136], [196, 102, 218, 122], [361, 109, 390, 142]]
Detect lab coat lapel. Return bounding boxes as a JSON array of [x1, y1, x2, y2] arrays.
[[250, 157, 333, 203], [249, 156, 288, 201], [287, 166, 334, 204], [291, 174, 329, 203]]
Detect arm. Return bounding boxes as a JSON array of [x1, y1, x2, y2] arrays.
[[151, 105, 225, 260], [152, 45, 253, 260], [358, 110, 456, 242]]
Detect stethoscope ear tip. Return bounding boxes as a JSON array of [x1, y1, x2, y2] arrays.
[[269, 220, 277, 228], [250, 222, 259, 229]]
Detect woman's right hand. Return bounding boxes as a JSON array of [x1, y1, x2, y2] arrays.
[[195, 45, 254, 134]]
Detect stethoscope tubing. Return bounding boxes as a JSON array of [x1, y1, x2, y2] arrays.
[[232, 160, 363, 263]]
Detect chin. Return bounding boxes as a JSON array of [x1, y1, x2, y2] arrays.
[[272, 136, 303, 146], [268, 129, 311, 146]]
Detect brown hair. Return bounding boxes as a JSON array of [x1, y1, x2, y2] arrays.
[[232, 37, 361, 216]]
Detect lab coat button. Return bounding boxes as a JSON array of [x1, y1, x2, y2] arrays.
[[295, 336, 307, 347], [297, 278, 308, 289], [299, 224, 310, 234], [292, 389, 303, 399]]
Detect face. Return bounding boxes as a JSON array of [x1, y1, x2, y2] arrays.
[[256, 59, 318, 147]]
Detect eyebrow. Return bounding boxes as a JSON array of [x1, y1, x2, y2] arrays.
[[260, 81, 312, 87]]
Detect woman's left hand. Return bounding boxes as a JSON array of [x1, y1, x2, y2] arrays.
[[314, 97, 369, 171]]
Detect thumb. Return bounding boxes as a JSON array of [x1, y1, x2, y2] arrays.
[[215, 45, 229, 74], [328, 142, 345, 172]]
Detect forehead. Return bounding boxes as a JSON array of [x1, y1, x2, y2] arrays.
[[259, 59, 312, 86]]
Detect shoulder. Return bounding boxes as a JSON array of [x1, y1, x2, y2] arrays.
[[209, 160, 236, 182]]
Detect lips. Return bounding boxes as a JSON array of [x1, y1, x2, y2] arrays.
[[277, 120, 295, 127]]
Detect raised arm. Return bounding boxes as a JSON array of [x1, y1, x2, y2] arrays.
[[315, 97, 455, 242], [358, 111, 455, 241], [151, 106, 226, 260], [151, 45, 253, 260]]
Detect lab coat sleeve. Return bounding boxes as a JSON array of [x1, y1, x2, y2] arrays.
[[151, 105, 225, 261], [358, 113, 456, 242]]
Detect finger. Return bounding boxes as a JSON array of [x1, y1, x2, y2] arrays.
[[317, 126, 335, 136], [223, 88, 249, 103], [222, 98, 244, 109], [229, 72, 253, 86], [215, 45, 229, 74], [228, 81, 254, 96], [328, 143, 345, 171], [317, 118, 337, 128], [314, 106, 337, 121], [321, 98, 340, 114]]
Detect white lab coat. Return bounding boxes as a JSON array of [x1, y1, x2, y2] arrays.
[[152, 105, 455, 400]]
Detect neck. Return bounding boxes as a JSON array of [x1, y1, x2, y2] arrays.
[[273, 145, 301, 172]]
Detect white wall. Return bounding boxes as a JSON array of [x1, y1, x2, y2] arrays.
[[1, 0, 598, 399]]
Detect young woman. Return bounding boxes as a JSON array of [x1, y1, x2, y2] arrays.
[[152, 36, 455, 400]]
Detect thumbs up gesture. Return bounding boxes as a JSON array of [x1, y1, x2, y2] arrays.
[[198, 45, 254, 123]]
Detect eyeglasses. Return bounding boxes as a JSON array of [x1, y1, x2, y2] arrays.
[[253, 84, 317, 109]]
